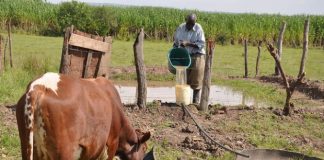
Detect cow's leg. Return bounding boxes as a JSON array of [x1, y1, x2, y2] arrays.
[[16, 94, 34, 160], [107, 140, 118, 160]]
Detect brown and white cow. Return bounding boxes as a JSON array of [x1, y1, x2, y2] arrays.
[[16, 72, 151, 160]]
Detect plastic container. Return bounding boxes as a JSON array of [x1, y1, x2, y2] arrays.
[[175, 84, 191, 105], [174, 66, 191, 105]]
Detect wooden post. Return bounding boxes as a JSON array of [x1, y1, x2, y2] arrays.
[[200, 40, 215, 112], [3, 38, 8, 69], [133, 28, 147, 109], [7, 19, 13, 68], [98, 36, 112, 78], [0, 35, 2, 73], [59, 25, 73, 74], [275, 21, 287, 76], [255, 41, 262, 77], [244, 39, 248, 78], [299, 18, 310, 77], [83, 51, 93, 78]]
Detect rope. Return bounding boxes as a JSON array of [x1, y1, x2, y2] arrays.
[[181, 104, 249, 158]]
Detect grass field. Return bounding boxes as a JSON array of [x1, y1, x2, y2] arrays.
[[0, 33, 323, 105], [0, 33, 324, 159]]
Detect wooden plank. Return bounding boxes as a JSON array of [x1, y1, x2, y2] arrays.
[[83, 51, 93, 78], [133, 28, 147, 109], [199, 40, 215, 112], [97, 36, 112, 78], [69, 33, 109, 53]]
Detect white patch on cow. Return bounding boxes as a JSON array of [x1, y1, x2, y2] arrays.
[[24, 93, 34, 160], [73, 146, 83, 160], [24, 94, 33, 128], [29, 72, 61, 95], [24, 72, 59, 160], [29, 131, 33, 160]]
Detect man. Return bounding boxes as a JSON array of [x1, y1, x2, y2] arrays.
[[173, 13, 206, 104]]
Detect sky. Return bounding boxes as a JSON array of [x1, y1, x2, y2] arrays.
[[47, 0, 324, 15]]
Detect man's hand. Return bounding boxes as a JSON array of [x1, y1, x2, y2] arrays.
[[180, 40, 190, 47], [180, 40, 198, 48]]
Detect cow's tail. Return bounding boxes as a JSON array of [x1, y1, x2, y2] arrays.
[[24, 88, 42, 160]]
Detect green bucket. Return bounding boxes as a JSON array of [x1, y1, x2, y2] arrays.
[[168, 48, 191, 74]]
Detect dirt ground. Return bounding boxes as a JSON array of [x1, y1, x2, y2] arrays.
[[1, 101, 324, 159], [123, 102, 324, 158], [259, 75, 324, 100], [124, 103, 254, 156]]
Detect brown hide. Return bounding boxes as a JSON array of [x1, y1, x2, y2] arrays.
[[16, 73, 150, 160]]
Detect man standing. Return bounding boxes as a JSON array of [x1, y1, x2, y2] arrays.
[[173, 13, 206, 104]]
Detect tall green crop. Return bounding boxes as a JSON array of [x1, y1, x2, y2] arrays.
[[0, 1, 324, 47]]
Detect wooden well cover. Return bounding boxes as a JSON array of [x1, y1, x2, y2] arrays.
[[59, 26, 112, 79]]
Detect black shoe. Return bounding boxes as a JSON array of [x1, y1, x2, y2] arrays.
[[193, 89, 200, 104]]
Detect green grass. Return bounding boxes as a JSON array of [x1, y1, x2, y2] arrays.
[[1, 33, 324, 105], [0, 111, 20, 159], [218, 109, 324, 158], [0, 33, 323, 159]]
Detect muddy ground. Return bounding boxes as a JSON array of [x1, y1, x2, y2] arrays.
[[1, 101, 324, 159], [259, 75, 324, 100], [123, 103, 324, 159]]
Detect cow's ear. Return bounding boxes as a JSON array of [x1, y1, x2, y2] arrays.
[[139, 132, 151, 143]]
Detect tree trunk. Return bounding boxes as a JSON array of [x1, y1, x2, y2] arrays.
[[133, 28, 147, 109], [299, 18, 310, 77], [266, 44, 305, 116], [199, 40, 215, 112], [7, 19, 13, 68], [275, 21, 286, 76], [255, 41, 262, 77], [244, 39, 248, 78]]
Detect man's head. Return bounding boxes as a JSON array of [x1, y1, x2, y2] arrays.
[[185, 13, 197, 31]]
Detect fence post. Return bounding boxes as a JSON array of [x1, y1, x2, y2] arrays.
[[255, 41, 262, 77], [59, 25, 73, 74], [7, 19, 13, 68], [3, 38, 8, 69], [244, 39, 248, 78], [299, 18, 310, 77], [0, 35, 2, 73], [275, 21, 286, 76], [199, 40, 215, 112], [133, 28, 147, 109]]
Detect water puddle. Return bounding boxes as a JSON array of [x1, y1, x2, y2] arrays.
[[115, 84, 262, 107]]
